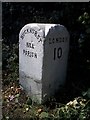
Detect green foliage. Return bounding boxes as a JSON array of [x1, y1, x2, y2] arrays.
[[77, 11, 90, 89], [26, 97, 32, 105], [39, 112, 49, 119], [2, 43, 19, 85], [53, 97, 90, 120], [2, 95, 90, 120], [82, 88, 90, 99]]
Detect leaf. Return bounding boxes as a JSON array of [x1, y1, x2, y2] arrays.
[[15, 98, 18, 103], [39, 112, 49, 119], [82, 91, 87, 97], [82, 88, 90, 98], [26, 98, 32, 105], [15, 94, 20, 98]]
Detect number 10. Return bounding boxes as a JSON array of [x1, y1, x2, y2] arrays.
[[54, 47, 62, 60]]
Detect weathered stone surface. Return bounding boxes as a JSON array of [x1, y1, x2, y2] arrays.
[[19, 23, 69, 103]]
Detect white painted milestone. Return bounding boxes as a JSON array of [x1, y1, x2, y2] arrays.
[[19, 23, 70, 103]]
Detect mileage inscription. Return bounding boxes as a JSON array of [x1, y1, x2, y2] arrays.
[[23, 42, 37, 58], [23, 49, 37, 58]]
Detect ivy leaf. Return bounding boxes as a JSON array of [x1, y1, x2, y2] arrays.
[[26, 98, 32, 105], [39, 112, 49, 119]]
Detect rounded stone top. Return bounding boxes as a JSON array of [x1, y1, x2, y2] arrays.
[[19, 23, 69, 38]]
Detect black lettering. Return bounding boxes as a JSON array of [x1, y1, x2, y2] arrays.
[[32, 44, 34, 49], [53, 47, 62, 60], [52, 38, 54, 43], [57, 47, 62, 59], [31, 52, 33, 57], [25, 50, 27, 55], [26, 29, 29, 33], [56, 38, 59, 43], [30, 29, 32, 33], [23, 49, 37, 58], [63, 37, 64, 42], [20, 28, 43, 41], [21, 35, 24, 39], [27, 51, 30, 56], [26, 42, 29, 47], [37, 34, 40, 39], [24, 30, 27, 34], [38, 38, 42, 43], [26, 42, 34, 49], [34, 31, 37, 37], [49, 37, 66, 44], [35, 53, 37, 58], [54, 48, 56, 60], [23, 49, 25, 54]]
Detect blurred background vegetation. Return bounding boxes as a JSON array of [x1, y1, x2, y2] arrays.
[[2, 2, 90, 119]]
